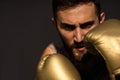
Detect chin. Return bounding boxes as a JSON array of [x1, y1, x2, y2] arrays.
[[72, 48, 88, 60]]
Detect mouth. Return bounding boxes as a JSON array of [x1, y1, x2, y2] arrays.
[[72, 41, 86, 51], [76, 47, 86, 51], [74, 47, 86, 53]]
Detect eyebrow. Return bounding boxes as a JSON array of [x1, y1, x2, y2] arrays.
[[60, 23, 75, 27], [60, 20, 95, 27], [80, 21, 95, 27]]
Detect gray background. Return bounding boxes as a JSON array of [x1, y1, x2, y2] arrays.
[[0, 0, 120, 80]]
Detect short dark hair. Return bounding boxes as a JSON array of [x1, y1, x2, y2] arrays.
[[52, 0, 101, 19]]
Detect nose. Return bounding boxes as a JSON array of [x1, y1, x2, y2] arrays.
[[74, 28, 83, 42]]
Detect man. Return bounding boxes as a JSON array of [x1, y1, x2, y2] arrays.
[[38, 0, 111, 79]]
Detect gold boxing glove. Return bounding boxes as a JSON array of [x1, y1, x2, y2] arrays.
[[36, 54, 81, 80], [84, 19, 120, 78]]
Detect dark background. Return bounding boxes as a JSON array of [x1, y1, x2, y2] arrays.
[[0, 0, 120, 80]]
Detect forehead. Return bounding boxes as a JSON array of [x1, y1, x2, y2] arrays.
[[56, 3, 97, 24]]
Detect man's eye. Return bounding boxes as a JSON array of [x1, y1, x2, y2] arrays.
[[80, 24, 92, 29], [80, 21, 94, 29], [61, 25, 75, 31]]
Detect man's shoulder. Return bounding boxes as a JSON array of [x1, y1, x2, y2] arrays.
[[40, 43, 56, 58], [41, 41, 63, 58]]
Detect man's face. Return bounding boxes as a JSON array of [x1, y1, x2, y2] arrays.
[[53, 3, 105, 59]]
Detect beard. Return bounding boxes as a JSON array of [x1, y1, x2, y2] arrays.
[[61, 37, 88, 61], [72, 47, 87, 61], [71, 41, 88, 61]]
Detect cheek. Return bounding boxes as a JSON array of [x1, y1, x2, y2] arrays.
[[59, 30, 74, 46]]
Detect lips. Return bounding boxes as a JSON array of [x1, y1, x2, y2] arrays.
[[75, 47, 86, 51], [73, 46, 86, 53]]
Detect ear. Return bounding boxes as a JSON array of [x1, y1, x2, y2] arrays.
[[51, 17, 56, 25], [100, 12, 105, 24]]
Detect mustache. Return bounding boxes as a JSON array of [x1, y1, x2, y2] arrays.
[[72, 41, 85, 48]]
